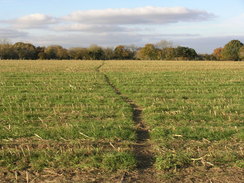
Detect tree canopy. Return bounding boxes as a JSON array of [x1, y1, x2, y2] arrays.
[[221, 40, 243, 61], [239, 46, 244, 61], [0, 40, 243, 61]]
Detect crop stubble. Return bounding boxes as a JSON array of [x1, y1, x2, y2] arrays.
[[0, 60, 243, 182]]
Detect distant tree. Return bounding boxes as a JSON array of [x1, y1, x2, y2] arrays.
[[44, 45, 69, 59], [222, 40, 243, 61], [157, 49, 166, 60], [136, 44, 158, 60], [80, 48, 90, 60], [239, 46, 244, 61], [175, 46, 198, 60], [36, 46, 46, 60], [113, 45, 134, 60], [0, 43, 17, 59], [103, 47, 114, 60], [87, 45, 105, 60], [68, 47, 88, 60], [188, 48, 198, 60], [38, 52, 47, 60], [56, 47, 69, 60], [199, 54, 216, 61], [164, 47, 176, 60], [44, 46, 56, 59], [6, 40, 244, 62], [213, 47, 223, 61], [13, 42, 37, 59]]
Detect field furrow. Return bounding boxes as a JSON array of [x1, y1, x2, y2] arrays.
[[97, 61, 155, 181]]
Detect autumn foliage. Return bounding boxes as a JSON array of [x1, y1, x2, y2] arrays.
[[0, 40, 243, 61]]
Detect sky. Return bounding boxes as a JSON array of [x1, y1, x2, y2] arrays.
[[0, 0, 244, 53]]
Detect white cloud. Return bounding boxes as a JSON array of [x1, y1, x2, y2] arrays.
[[1, 7, 214, 31], [9, 14, 58, 29], [64, 6, 214, 25], [53, 24, 131, 33]]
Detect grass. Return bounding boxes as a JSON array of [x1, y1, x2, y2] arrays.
[[103, 61, 244, 170], [0, 60, 243, 181], [0, 60, 136, 173]]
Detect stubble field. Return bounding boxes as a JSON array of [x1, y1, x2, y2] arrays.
[[0, 60, 243, 182]]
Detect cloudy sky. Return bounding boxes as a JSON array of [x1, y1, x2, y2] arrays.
[[0, 0, 244, 53]]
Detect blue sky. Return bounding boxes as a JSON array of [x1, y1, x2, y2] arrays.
[[0, 0, 244, 53]]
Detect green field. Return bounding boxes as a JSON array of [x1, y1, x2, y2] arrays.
[[0, 60, 243, 182]]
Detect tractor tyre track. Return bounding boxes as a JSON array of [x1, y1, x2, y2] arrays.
[[96, 62, 155, 182]]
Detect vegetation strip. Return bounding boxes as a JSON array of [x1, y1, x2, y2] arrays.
[[96, 62, 154, 179], [1, 39, 244, 61]]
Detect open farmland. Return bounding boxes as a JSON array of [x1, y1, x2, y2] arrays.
[[0, 60, 243, 182]]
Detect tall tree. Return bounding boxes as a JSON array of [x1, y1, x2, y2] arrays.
[[213, 47, 223, 60], [13, 42, 37, 59], [164, 47, 176, 60], [88, 45, 105, 60], [68, 47, 88, 60], [0, 43, 17, 59], [44, 45, 69, 59], [157, 49, 166, 60], [221, 40, 243, 61], [175, 46, 198, 60], [36, 46, 46, 60], [136, 44, 158, 60], [239, 46, 244, 61], [113, 45, 134, 60], [103, 48, 114, 60]]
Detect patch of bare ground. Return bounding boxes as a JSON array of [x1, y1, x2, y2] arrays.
[[163, 167, 244, 183], [0, 168, 126, 183], [2, 166, 243, 183]]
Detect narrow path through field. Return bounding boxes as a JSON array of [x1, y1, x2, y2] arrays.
[[96, 62, 155, 182]]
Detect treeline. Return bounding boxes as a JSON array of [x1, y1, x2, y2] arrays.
[[0, 40, 243, 61]]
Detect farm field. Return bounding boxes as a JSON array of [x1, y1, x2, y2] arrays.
[[0, 60, 243, 182]]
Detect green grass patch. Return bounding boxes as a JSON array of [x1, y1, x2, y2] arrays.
[[0, 60, 243, 173]]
